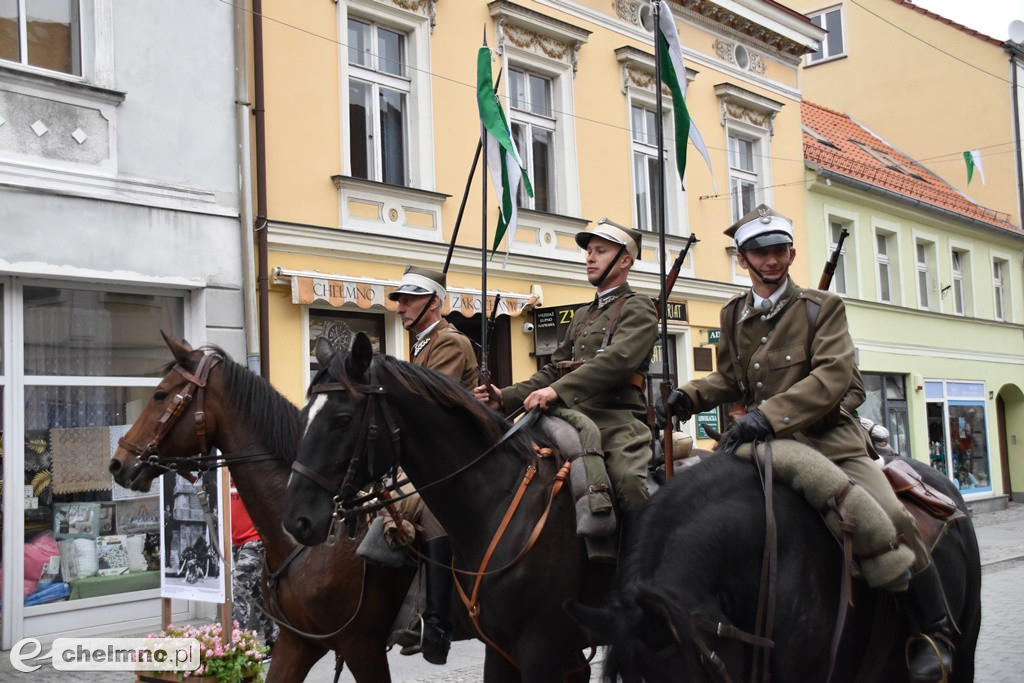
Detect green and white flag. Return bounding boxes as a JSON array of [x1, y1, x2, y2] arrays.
[[658, 1, 717, 193], [477, 46, 532, 260], [963, 149, 985, 185]]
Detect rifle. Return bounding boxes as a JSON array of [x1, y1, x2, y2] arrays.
[[819, 227, 849, 291], [479, 292, 501, 402], [654, 233, 700, 318], [653, 233, 699, 480]]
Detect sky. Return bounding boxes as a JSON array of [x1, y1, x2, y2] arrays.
[[908, 0, 1022, 41]]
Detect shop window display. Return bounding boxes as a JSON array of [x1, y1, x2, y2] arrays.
[[2, 285, 183, 609]]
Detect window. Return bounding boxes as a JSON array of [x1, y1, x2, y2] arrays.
[[14, 284, 185, 608], [0, 0, 81, 75], [308, 309, 385, 374], [347, 17, 409, 186], [827, 219, 849, 295], [729, 134, 758, 220], [510, 67, 555, 213], [916, 240, 935, 310], [993, 258, 1008, 321], [925, 380, 991, 491], [808, 7, 844, 63], [630, 104, 660, 233], [875, 230, 895, 304], [950, 249, 971, 316]]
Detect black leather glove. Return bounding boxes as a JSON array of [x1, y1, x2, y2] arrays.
[[719, 409, 774, 453], [665, 389, 695, 422]]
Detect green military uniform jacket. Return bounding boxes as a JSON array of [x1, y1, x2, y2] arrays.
[[681, 279, 867, 460], [501, 283, 658, 510], [412, 319, 478, 391]]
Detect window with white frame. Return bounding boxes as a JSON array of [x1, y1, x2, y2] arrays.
[[950, 248, 971, 316], [630, 104, 660, 233], [827, 218, 850, 295], [921, 240, 937, 309], [875, 229, 897, 304], [993, 258, 1009, 321], [0, 0, 82, 76], [347, 17, 410, 186], [807, 6, 844, 64], [728, 133, 759, 221], [509, 67, 555, 212]]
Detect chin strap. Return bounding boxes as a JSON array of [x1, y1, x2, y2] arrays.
[[408, 293, 436, 331], [741, 253, 788, 287], [593, 244, 627, 288]]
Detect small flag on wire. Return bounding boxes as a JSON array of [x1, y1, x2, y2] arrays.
[[963, 150, 985, 185]]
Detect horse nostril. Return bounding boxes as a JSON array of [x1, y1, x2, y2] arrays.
[[108, 459, 122, 474]]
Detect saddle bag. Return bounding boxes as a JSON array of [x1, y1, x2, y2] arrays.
[[882, 459, 958, 518]]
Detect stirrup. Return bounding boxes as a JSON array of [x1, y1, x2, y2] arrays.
[[904, 633, 951, 683], [388, 613, 426, 653]]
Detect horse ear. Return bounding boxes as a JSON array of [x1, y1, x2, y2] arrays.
[[348, 332, 373, 377], [163, 331, 199, 366], [315, 336, 334, 368], [703, 425, 722, 442]]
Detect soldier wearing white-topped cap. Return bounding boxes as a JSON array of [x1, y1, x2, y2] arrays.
[[386, 265, 476, 666], [475, 220, 658, 514], [666, 204, 956, 683]]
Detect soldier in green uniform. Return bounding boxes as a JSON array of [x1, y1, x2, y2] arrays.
[[387, 266, 477, 665], [475, 222, 658, 514], [667, 205, 956, 683]]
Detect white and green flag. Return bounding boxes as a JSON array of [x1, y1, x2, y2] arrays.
[[658, 1, 716, 192], [477, 47, 532, 259], [963, 149, 986, 185]]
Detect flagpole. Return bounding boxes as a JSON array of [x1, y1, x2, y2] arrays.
[[480, 30, 491, 383], [444, 69, 503, 274], [653, 0, 675, 480]]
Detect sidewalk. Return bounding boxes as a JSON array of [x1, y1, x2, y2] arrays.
[[4, 500, 1022, 682]]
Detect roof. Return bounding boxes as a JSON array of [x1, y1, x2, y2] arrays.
[[890, 0, 1004, 47], [801, 99, 1019, 234]]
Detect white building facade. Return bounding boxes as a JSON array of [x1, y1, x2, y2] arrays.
[[0, 0, 248, 646]]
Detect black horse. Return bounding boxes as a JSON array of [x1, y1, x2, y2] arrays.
[[284, 334, 611, 682], [568, 451, 982, 682]]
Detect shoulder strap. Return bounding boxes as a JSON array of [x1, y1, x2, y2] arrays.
[[598, 293, 635, 351]]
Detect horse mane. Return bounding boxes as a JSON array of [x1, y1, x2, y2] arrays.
[[197, 345, 302, 463], [373, 355, 540, 463]]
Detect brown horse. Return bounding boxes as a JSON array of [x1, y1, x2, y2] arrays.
[[108, 334, 415, 683]]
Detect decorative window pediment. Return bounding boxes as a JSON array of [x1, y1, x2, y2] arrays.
[[370, 0, 439, 31], [614, 45, 696, 96], [714, 82, 783, 136], [488, 1, 591, 75]]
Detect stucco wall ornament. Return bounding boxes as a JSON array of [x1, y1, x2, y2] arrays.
[[383, 0, 437, 30]]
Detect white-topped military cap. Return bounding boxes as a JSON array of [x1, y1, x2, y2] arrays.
[[387, 266, 447, 301], [725, 204, 794, 251], [575, 219, 642, 259]]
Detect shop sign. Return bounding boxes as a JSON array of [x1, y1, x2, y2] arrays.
[[707, 329, 721, 345], [696, 410, 719, 439]]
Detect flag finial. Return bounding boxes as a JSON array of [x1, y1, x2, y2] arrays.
[[482, 25, 488, 48]]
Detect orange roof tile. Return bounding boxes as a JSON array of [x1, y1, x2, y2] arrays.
[[801, 99, 1019, 234]]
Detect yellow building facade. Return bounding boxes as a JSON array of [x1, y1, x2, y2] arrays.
[[251, 0, 823, 444]]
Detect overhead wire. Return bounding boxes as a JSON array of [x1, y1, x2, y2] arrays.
[[219, 0, 1020, 206]]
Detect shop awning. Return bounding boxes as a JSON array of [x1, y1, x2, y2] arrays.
[[275, 268, 541, 317]]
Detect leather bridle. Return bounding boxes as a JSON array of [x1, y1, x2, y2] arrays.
[[289, 366, 401, 506], [117, 353, 222, 482]]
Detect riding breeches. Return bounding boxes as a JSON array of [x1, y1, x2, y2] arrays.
[[836, 454, 930, 575], [390, 467, 446, 540]]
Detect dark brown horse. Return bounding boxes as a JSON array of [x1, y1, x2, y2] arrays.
[[108, 334, 415, 683], [567, 450, 982, 682], [283, 334, 612, 682]]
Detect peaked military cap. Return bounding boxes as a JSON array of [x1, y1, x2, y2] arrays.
[[725, 204, 794, 251], [575, 219, 642, 259], [387, 266, 447, 301]]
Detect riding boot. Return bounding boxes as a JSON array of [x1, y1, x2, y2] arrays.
[[392, 536, 453, 665], [903, 562, 956, 683]]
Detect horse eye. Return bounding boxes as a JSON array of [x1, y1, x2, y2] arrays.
[[334, 411, 352, 426], [154, 390, 169, 401]]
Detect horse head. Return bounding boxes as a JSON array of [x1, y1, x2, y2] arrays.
[[108, 332, 225, 491], [284, 333, 399, 546], [567, 590, 740, 683]]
